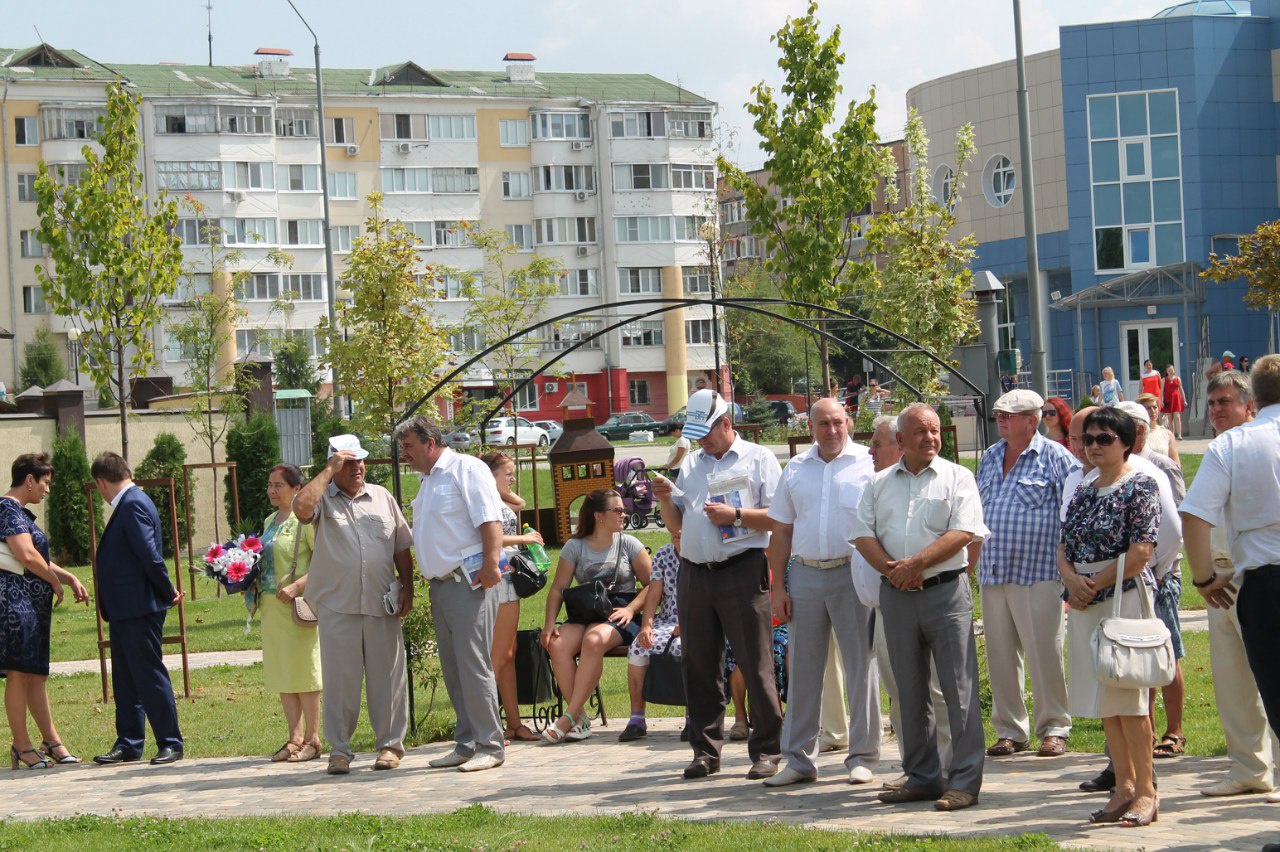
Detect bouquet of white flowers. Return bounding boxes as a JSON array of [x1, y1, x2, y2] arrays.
[[202, 533, 264, 594]]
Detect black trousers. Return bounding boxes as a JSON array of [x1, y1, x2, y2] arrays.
[[109, 610, 183, 754], [1236, 564, 1280, 740], [677, 550, 782, 763]]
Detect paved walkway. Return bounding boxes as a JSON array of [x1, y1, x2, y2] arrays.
[[2, 717, 1273, 850]]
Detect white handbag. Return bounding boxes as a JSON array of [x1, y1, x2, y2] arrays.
[[0, 539, 25, 575], [1090, 552, 1176, 690]]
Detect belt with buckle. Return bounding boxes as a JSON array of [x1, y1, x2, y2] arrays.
[[795, 556, 851, 570], [430, 566, 466, 583], [882, 568, 965, 592], [691, 550, 760, 572]]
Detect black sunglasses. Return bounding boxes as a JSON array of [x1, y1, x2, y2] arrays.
[[1081, 432, 1119, 447], [1041, 409, 1058, 417]]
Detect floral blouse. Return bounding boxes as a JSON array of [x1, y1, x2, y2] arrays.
[[1061, 471, 1160, 601]]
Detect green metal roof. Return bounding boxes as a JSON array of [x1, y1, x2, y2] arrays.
[[0, 44, 713, 106]]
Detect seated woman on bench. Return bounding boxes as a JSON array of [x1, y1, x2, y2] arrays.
[[541, 489, 651, 743], [618, 531, 684, 743]]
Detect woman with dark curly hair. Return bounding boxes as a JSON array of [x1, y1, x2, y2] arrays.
[[2, 452, 89, 769]]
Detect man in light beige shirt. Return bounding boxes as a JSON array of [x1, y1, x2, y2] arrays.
[[295, 435, 414, 776]]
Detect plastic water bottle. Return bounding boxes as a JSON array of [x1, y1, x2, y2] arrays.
[[523, 524, 551, 572]]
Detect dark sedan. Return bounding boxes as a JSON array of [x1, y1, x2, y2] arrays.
[[596, 412, 664, 440]]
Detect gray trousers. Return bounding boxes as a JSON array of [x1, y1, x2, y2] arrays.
[[781, 562, 880, 776], [875, 610, 952, 770], [880, 576, 984, 795], [316, 603, 408, 760], [430, 575, 504, 759]]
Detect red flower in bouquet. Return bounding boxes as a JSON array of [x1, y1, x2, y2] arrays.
[[226, 560, 250, 583], [204, 543, 225, 563], [240, 535, 263, 553]]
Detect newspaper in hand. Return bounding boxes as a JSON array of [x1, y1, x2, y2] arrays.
[[707, 470, 755, 542], [462, 544, 509, 589]]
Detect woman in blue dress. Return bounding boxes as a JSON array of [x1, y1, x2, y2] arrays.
[[1, 453, 89, 769]]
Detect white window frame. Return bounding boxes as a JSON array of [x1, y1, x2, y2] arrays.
[[615, 216, 671, 243], [556, 269, 598, 296], [613, 163, 669, 191], [326, 116, 355, 144], [221, 218, 277, 246], [535, 165, 595, 193], [502, 171, 531, 199], [328, 172, 358, 199], [434, 221, 472, 247], [240, 272, 281, 301], [428, 114, 477, 141], [536, 217, 597, 245], [671, 163, 715, 190], [430, 167, 479, 193], [618, 267, 663, 295], [14, 116, 38, 146], [682, 266, 711, 295], [621, 321, 664, 347], [282, 273, 326, 301], [668, 111, 713, 139], [531, 112, 591, 140], [499, 118, 529, 147], [277, 164, 320, 192], [628, 379, 652, 405], [19, 230, 46, 257], [222, 161, 275, 191], [282, 219, 324, 246], [157, 161, 221, 191], [686, 318, 715, 345], [505, 224, 534, 251], [381, 167, 430, 193], [610, 110, 666, 139], [331, 225, 358, 253], [22, 285, 48, 314]]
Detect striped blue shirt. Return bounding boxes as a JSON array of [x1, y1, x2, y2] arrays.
[[976, 433, 1080, 585]]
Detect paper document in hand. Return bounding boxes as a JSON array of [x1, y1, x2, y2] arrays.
[[462, 544, 509, 589], [707, 471, 754, 542]]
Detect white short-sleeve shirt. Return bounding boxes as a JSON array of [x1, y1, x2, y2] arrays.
[[768, 439, 873, 561], [672, 434, 782, 565], [411, 448, 505, 579]]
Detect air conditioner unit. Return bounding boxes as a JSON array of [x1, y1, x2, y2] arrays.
[[575, 246, 589, 257], [226, 190, 245, 203], [543, 382, 558, 393], [397, 142, 412, 154], [574, 190, 590, 202], [344, 144, 360, 156], [570, 141, 587, 151]]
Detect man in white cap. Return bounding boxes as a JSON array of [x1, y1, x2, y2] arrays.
[[294, 434, 415, 775], [653, 388, 784, 781], [976, 389, 1078, 759], [762, 398, 879, 788]]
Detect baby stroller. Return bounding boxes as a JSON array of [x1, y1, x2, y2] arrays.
[[614, 457, 664, 530]]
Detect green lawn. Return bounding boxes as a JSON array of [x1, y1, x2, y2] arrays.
[[0, 808, 1062, 850]]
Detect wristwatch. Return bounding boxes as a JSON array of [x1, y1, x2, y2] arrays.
[[733, 508, 743, 528]]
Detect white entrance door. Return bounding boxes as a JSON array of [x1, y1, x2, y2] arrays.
[[1120, 320, 1179, 399]]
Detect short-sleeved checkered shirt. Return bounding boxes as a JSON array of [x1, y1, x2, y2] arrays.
[[976, 432, 1080, 585]]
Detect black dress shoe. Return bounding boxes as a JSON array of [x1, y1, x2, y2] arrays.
[[679, 725, 691, 742], [683, 756, 721, 779], [93, 747, 142, 765], [618, 723, 647, 743], [150, 747, 184, 765], [1079, 767, 1116, 793]]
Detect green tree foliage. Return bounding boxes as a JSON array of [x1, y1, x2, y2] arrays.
[[724, 265, 820, 394], [134, 433, 189, 558], [744, 397, 775, 425], [18, 328, 67, 390], [1202, 219, 1280, 311], [272, 332, 321, 396], [34, 81, 183, 462], [224, 411, 279, 534], [318, 193, 449, 442], [862, 111, 980, 396], [455, 225, 564, 414], [719, 1, 897, 390], [48, 429, 100, 565], [310, 409, 345, 472]]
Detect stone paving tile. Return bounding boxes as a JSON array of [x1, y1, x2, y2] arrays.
[[3, 718, 1275, 850]]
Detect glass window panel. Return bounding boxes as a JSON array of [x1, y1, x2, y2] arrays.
[[1152, 179, 1181, 222], [1148, 91, 1177, 135], [1150, 135, 1179, 178], [1093, 184, 1123, 226], [1128, 228, 1151, 265], [1155, 224, 1184, 265], [1119, 94, 1148, 137], [1096, 228, 1124, 270], [1123, 181, 1152, 224], [1127, 328, 1142, 381], [1088, 96, 1118, 139], [1124, 142, 1147, 178], [1091, 141, 1120, 182]]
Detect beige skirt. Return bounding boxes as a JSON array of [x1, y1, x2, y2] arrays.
[[1067, 569, 1151, 719]]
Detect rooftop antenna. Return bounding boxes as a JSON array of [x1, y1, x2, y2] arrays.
[[33, 25, 46, 44], [202, 0, 213, 66]]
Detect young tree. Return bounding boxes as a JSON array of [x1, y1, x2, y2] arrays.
[[134, 432, 189, 558], [453, 225, 564, 417], [724, 264, 819, 394], [34, 81, 184, 462], [719, 1, 897, 390], [1202, 218, 1280, 311], [317, 193, 449, 442], [862, 111, 980, 396], [18, 328, 67, 390], [272, 332, 321, 396]]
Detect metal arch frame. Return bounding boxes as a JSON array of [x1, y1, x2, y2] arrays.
[[402, 296, 988, 430]]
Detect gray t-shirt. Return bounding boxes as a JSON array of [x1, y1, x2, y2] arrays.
[[560, 533, 645, 592]]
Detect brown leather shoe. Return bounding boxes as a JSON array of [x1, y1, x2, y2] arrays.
[[878, 785, 942, 804], [935, 789, 979, 811], [882, 773, 910, 791], [1037, 736, 1067, 757], [985, 737, 1028, 757], [746, 758, 779, 779], [373, 748, 401, 770]]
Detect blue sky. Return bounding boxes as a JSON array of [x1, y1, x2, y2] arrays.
[[12, 0, 1171, 166]]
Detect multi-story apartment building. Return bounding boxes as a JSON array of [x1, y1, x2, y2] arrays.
[[0, 44, 721, 422]]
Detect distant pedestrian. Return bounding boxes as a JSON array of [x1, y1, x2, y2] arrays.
[[1160, 365, 1186, 440], [1139, 360, 1162, 398], [1206, 350, 1236, 381], [1099, 367, 1123, 406]]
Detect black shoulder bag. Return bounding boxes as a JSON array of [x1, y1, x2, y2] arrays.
[[508, 551, 546, 599], [562, 538, 624, 625]]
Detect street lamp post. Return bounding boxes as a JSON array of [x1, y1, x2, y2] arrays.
[[699, 220, 723, 396], [67, 327, 82, 385], [286, 0, 342, 418]]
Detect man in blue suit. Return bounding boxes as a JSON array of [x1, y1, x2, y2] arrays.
[[90, 451, 185, 766]]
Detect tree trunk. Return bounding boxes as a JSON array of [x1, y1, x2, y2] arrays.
[[116, 352, 129, 463], [819, 332, 832, 396]]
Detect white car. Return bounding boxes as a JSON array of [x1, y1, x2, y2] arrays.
[[483, 416, 550, 446], [533, 420, 564, 442]]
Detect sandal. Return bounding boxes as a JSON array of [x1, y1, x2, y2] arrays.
[[271, 741, 303, 762], [542, 715, 573, 744], [565, 714, 592, 742], [291, 741, 322, 762], [40, 741, 81, 765], [505, 724, 539, 742], [1153, 734, 1186, 758]]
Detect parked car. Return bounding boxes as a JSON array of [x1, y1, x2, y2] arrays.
[[533, 420, 564, 442], [768, 400, 799, 425], [596, 412, 663, 441], [483, 416, 550, 446], [443, 428, 476, 450], [659, 401, 745, 434]]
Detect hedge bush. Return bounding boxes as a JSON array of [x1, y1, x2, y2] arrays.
[[224, 412, 279, 534], [48, 429, 100, 565], [134, 433, 189, 558]]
